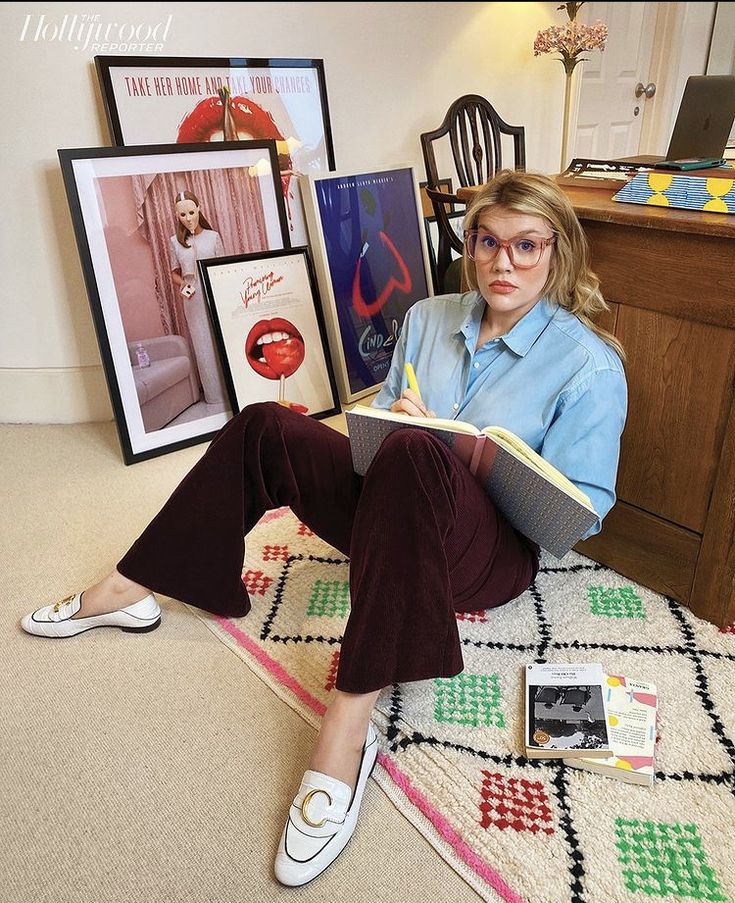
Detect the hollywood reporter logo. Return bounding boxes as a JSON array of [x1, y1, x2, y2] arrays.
[[19, 13, 173, 52]]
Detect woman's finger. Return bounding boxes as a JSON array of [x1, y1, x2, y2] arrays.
[[401, 388, 429, 415], [390, 394, 429, 418]]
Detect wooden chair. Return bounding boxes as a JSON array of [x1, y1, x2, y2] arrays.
[[420, 94, 526, 293]]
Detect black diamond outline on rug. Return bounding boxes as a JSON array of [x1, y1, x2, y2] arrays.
[[259, 552, 350, 647], [380, 556, 735, 903], [240, 517, 735, 903]]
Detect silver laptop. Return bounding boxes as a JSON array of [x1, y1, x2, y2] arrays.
[[664, 75, 735, 160], [623, 75, 735, 165]]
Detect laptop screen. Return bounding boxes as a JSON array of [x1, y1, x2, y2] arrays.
[[665, 75, 735, 160]]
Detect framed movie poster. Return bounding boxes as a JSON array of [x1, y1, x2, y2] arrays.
[[95, 56, 335, 246], [58, 140, 288, 464], [300, 165, 433, 403], [199, 248, 339, 420]]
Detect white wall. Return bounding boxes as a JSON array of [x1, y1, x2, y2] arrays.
[[0, 1, 562, 423]]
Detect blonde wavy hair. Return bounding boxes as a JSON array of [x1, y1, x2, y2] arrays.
[[462, 170, 625, 361]]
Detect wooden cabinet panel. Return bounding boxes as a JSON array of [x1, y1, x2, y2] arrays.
[[576, 502, 700, 604], [586, 222, 735, 328], [614, 307, 735, 532]]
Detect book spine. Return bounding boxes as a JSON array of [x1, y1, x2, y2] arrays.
[[468, 434, 488, 477]]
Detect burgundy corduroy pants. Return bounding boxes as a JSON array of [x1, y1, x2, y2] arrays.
[[118, 402, 539, 692]]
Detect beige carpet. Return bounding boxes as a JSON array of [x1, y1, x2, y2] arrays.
[[1, 421, 490, 903]]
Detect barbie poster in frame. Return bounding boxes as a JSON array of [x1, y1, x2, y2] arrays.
[[95, 55, 336, 246], [58, 140, 288, 464], [198, 248, 340, 420], [300, 164, 433, 404]]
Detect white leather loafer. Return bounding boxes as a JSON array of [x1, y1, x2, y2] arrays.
[[20, 592, 161, 638], [274, 723, 378, 887]]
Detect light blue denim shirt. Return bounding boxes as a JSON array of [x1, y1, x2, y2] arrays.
[[373, 292, 628, 538]]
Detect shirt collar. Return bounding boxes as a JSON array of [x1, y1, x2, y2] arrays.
[[456, 294, 557, 358]]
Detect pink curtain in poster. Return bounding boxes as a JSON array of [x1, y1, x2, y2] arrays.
[[132, 168, 269, 342]]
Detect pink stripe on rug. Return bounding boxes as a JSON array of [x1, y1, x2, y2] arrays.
[[378, 753, 528, 903], [256, 507, 291, 525], [215, 615, 526, 903], [215, 616, 326, 717]]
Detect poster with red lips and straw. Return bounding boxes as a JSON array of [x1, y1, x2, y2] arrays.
[[96, 56, 336, 246], [199, 249, 340, 419]]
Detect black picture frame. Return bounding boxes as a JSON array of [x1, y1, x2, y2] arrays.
[[199, 247, 340, 420], [58, 140, 289, 464], [94, 55, 336, 247]]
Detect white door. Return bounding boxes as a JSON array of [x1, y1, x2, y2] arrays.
[[573, 2, 659, 159]]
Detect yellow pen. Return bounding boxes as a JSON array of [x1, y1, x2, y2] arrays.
[[404, 362, 423, 402]]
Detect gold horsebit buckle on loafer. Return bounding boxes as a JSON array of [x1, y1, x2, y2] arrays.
[[300, 788, 333, 828], [53, 594, 76, 614]]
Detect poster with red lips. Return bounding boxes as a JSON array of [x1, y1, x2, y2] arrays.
[[199, 249, 339, 419], [96, 57, 336, 246], [301, 166, 432, 403]]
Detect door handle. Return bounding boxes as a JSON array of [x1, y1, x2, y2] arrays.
[[635, 82, 656, 99]]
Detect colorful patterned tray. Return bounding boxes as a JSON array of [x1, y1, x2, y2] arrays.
[[613, 166, 735, 214]]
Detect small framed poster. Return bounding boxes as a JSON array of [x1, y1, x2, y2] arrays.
[[95, 55, 336, 246], [199, 248, 340, 419], [58, 140, 288, 464], [300, 164, 433, 403]]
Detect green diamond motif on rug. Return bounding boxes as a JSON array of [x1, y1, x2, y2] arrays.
[[433, 674, 504, 728], [615, 818, 726, 900], [588, 585, 646, 619], [194, 510, 735, 903], [306, 578, 350, 618]]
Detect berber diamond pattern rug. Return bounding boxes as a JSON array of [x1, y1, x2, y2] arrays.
[[191, 508, 735, 903]]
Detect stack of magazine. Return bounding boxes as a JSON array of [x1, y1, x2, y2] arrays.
[[524, 663, 658, 786]]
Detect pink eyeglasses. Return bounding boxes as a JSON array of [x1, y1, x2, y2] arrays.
[[464, 230, 556, 269]]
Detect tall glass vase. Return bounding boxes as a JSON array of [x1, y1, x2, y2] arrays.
[[560, 70, 574, 173]]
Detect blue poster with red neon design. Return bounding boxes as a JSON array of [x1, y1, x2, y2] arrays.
[[314, 168, 430, 396]]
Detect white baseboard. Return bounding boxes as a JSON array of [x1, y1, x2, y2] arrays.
[[0, 366, 113, 423]]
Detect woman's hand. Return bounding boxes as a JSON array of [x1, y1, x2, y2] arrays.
[[390, 389, 436, 418]]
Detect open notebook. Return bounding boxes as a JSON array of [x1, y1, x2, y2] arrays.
[[345, 405, 599, 558]]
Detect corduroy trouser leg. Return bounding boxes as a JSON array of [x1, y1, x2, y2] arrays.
[[118, 402, 539, 693]]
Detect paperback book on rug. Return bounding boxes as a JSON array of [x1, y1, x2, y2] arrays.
[[564, 675, 658, 786], [525, 663, 612, 759]]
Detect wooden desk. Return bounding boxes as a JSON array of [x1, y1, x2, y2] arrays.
[[457, 184, 735, 628]]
